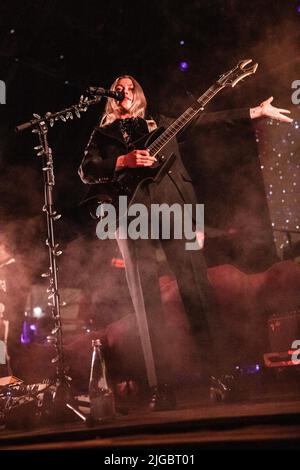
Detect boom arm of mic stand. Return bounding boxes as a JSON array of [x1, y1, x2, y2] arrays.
[[15, 95, 102, 133]]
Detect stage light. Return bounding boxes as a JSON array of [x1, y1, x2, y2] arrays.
[[179, 61, 189, 72], [297, 5, 300, 13], [179, 40, 185, 45], [33, 306, 43, 318]]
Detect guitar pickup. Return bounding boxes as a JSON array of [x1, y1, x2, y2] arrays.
[[154, 153, 176, 184]]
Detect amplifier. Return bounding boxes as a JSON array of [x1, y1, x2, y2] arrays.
[[268, 310, 300, 353]]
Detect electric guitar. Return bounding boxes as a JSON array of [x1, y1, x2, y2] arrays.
[[81, 59, 258, 220]]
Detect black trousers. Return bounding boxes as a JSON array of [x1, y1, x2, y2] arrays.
[[116, 192, 222, 387]]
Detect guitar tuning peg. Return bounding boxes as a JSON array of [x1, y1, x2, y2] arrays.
[[59, 114, 66, 122], [33, 113, 41, 119], [32, 128, 39, 133], [50, 119, 54, 127]]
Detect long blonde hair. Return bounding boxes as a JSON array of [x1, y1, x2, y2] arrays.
[[100, 75, 147, 127]]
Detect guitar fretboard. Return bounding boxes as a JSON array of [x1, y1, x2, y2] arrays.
[[148, 83, 223, 157]]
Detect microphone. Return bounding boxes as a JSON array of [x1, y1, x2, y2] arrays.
[[87, 87, 125, 101]]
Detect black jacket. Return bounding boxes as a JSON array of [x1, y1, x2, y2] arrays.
[[78, 108, 250, 208]]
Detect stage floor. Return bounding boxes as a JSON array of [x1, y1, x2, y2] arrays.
[[1, 389, 300, 451]]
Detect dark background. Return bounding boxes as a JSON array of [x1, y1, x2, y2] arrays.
[[0, 0, 299, 319]]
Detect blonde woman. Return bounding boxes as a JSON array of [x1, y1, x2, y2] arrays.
[[79, 74, 292, 410]]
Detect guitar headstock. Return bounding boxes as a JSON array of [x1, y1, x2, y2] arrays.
[[217, 59, 258, 88]]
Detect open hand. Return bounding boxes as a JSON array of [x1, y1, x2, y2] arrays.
[[251, 97, 293, 123]]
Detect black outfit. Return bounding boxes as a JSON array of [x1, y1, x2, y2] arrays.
[[79, 108, 250, 389]]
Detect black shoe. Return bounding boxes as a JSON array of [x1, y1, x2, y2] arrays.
[[149, 384, 177, 411]]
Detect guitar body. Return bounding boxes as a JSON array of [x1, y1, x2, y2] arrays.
[[80, 126, 176, 220]]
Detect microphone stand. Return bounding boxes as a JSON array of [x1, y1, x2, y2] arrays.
[[15, 94, 101, 423], [15, 94, 101, 133]]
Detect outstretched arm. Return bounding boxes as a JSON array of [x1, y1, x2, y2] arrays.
[[178, 96, 292, 142], [250, 96, 293, 122]]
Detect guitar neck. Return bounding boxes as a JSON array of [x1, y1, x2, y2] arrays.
[[148, 83, 224, 157]]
